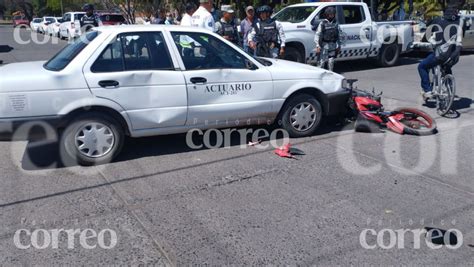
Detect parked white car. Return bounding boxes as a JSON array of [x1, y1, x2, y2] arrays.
[[30, 18, 43, 32], [274, 2, 414, 67], [59, 12, 86, 39], [46, 17, 63, 37], [39, 16, 56, 34], [0, 25, 350, 165]]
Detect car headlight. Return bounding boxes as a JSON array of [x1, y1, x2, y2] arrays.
[[341, 78, 348, 89]]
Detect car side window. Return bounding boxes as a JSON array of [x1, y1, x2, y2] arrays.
[[341, 5, 365, 24], [148, 32, 174, 70], [122, 33, 152, 70], [91, 36, 124, 72], [64, 13, 71, 22], [171, 32, 247, 70], [91, 32, 173, 73], [316, 6, 337, 20]]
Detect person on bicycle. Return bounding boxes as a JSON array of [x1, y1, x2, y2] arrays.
[[416, 6, 462, 100]]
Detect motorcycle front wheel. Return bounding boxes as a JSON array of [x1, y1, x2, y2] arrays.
[[391, 107, 437, 136]]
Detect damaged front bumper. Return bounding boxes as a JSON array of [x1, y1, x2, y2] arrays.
[[324, 89, 352, 116]]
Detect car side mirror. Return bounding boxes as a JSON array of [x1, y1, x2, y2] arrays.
[[245, 59, 257, 70], [311, 18, 322, 31]]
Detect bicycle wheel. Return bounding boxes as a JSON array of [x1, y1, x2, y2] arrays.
[[391, 107, 437, 136], [436, 74, 456, 116]]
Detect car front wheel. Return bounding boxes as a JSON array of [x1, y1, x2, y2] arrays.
[[60, 112, 124, 166], [279, 94, 323, 138]]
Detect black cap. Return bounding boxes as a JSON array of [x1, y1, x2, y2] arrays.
[[185, 2, 196, 12], [82, 3, 94, 11]]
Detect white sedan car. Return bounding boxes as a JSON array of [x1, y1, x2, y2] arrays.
[[0, 25, 350, 165], [39, 16, 56, 34], [30, 18, 42, 32], [46, 17, 63, 37]]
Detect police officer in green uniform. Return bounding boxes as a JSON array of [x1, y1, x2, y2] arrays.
[[215, 5, 240, 45], [314, 7, 341, 71], [248, 5, 286, 58]]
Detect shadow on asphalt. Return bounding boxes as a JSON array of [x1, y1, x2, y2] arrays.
[[336, 50, 474, 74], [0, 45, 13, 53], [422, 97, 472, 119], [335, 57, 420, 74], [18, 119, 352, 171]]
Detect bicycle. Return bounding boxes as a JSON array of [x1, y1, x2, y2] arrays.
[[428, 60, 456, 116], [410, 40, 457, 116]]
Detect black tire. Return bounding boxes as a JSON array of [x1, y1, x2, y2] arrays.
[[377, 42, 400, 67], [279, 94, 323, 138], [59, 112, 124, 166], [437, 74, 456, 116], [393, 107, 437, 136], [284, 46, 305, 63], [354, 113, 380, 133]]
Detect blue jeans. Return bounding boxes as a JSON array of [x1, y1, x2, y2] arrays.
[[418, 53, 439, 92]]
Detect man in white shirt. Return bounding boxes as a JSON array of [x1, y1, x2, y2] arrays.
[[180, 2, 196, 26], [191, 0, 215, 32]]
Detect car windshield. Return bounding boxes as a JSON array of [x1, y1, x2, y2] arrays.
[[13, 16, 22, 20], [44, 31, 100, 71], [273, 6, 317, 23], [33, 18, 42, 23], [45, 17, 55, 23]]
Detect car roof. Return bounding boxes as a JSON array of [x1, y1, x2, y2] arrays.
[[285, 2, 363, 7], [95, 24, 213, 33], [98, 13, 123, 15]]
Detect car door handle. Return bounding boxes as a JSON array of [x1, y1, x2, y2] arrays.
[[190, 77, 207, 84], [98, 80, 119, 88]]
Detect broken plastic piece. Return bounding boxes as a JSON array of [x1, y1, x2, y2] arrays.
[[248, 140, 262, 146]]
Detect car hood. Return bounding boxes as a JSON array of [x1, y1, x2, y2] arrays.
[[0, 61, 88, 93], [263, 58, 344, 81]]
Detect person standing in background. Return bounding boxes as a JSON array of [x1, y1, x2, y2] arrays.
[[248, 5, 286, 58], [152, 9, 166, 24], [164, 12, 174, 25], [191, 0, 215, 32], [215, 5, 240, 45], [314, 7, 341, 71], [181, 2, 196, 26], [240, 6, 255, 53]]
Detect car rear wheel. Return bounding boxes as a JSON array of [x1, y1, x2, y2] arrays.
[[284, 47, 305, 63], [60, 112, 124, 166], [279, 94, 323, 138], [377, 42, 400, 67]]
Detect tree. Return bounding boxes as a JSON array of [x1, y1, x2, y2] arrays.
[[100, 0, 161, 24]]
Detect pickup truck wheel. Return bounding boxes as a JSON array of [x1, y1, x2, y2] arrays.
[[378, 42, 400, 67], [284, 47, 304, 63], [280, 94, 322, 138], [60, 113, 124, 166]]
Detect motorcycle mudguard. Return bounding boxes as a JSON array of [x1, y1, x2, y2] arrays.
[[359, 111, 384, 123], [387, 116, 405, 134]]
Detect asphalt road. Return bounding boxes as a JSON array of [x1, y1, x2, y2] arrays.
[[1, 25, 473, 265]]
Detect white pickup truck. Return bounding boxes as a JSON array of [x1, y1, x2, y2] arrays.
[[274, 2, 415, 67]]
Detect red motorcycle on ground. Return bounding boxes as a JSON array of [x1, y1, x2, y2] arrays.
[[346, 79, 437, 136]]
